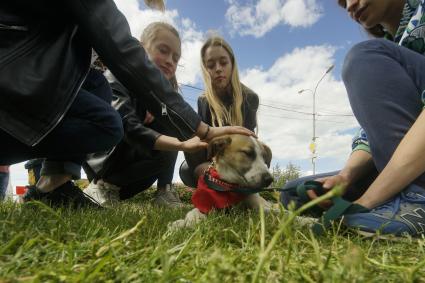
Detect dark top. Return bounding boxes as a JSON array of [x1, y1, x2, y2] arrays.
[[184, 84, 259, 171], [85, 76, 173, 180]]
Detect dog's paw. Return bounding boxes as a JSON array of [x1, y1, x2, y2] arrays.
[[262, 202, 280, 214], [168, 219, 187, 231], [294, 216, 318, 227], [167, 208, 207, 231], [185, 208, 206, 225]]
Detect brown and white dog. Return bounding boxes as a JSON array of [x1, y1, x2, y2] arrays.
[[171, 134, 274, 229]]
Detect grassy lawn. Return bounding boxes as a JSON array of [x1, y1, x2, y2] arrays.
[[1, 188, 425, 282]]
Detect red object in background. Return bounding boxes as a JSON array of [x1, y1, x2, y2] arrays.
[[16, 186, 27, 195]]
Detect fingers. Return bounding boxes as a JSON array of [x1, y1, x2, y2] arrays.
[[315, 177, 326, 183], [318, 200, 333, 209], [315, 176, 339, 189], [237, 127, 256, 137], [306, 190, 332, 209], [205, 126, 257, 142], [306, 190, 318, 200], [224, 126, 257, 138], [198, 142, 208, 148], [322, 178, 335, 189]]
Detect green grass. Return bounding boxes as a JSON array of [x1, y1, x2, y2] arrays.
[[1, 188, 425, 282]]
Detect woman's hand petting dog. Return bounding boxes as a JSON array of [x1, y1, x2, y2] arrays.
[[205, 126, 257, 141], [180, 137, 208, 153]]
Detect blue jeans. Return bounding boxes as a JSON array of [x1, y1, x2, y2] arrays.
[[342, 39, 425, 187], [0, 172, 9, 200], [0, 69, 123, 175]]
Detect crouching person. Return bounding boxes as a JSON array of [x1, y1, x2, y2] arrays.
[[84, 22, 207, 207], [1, 0, 254, 209]]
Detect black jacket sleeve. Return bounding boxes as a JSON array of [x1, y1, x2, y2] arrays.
[[64, 0, 201, 140], [110, 81, 161, 151]]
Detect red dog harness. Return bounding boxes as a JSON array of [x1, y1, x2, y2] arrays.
[[191, 167, 249, 214]]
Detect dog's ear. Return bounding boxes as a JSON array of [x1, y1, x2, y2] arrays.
[[207, 136, 232, 160], [259, 142, 272, 168]]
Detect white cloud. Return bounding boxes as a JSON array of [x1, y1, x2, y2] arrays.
[[240, 45, 358, 164], [114, 0, 204, 85], [226, 0, 323, 38]]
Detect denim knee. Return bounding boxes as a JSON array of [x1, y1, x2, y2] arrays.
[[109, 110, 124, 146], [342, 39, 393, 83], [157, 150, 178, 168], [101, 109, 124, 151]]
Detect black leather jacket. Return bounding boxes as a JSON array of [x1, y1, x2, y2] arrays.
[[0, 0, 200, 146], [110, 76, 165, 151], [85, 75, 172, 178], [184, 84, 259, 171]]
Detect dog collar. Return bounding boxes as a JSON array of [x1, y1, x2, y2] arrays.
[[203, 165, 266, 194], [203, 167, 242, 192], [191, 167, 249, 214]]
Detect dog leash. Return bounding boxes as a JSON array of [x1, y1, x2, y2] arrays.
[[278, 180, 369, 235], [204, 170, 369, 235]]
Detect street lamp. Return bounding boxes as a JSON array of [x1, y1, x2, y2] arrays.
[[298, 64, 334, 175]]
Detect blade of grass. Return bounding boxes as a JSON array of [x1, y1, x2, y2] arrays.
[[252, 185, 344, 283]]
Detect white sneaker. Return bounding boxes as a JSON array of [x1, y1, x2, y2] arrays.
[[154, 184, 184, 208], [84, 179, 120, 207]]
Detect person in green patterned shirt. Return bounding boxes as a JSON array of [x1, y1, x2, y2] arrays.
[[283, 0, 425, 237]]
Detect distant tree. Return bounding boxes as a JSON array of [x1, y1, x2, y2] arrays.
[[271, 162, 300, 188]]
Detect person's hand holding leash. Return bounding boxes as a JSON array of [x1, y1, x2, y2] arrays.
[[307, 174, 350, 209], [304, 149, 374, 210]]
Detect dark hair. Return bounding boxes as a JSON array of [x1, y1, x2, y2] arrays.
[[337, 0, 386, 38]]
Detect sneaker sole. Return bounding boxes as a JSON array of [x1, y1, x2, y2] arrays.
[[351, 229, 417, 242]]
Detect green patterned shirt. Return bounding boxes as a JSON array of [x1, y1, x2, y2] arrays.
[[352, 0, 425, 153]]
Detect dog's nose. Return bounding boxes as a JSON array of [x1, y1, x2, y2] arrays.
[[261, 173, 273, 187]]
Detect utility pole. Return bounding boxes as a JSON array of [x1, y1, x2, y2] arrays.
[[298, 64, 334, 175]]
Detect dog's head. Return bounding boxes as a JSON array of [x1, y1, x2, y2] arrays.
[[207, 134, 273, 188]]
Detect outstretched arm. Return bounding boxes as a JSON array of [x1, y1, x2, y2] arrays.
[[65, 0, 255, 142], [356, 109, 425, 209], [310, 149, 375, 208], [154, 135, 207, 153]]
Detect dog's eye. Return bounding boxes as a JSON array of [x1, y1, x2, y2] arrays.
[[240, 150, 255, 159]]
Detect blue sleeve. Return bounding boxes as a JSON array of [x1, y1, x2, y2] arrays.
[[351, 128, 371, 153]]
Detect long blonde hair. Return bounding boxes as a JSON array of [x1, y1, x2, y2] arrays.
[[140, 22, 180, 90], [200, 36, 243, 127], [143, 0, 165, 11]]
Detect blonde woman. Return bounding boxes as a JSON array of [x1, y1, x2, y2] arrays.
[[180, 36, 260, 186], [83, 22, 213, 207]]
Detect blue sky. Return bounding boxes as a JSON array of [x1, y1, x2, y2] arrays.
[[164, 0, 364, 75], [9, 0, 372, 188]]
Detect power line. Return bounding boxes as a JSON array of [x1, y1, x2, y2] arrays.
[[317, 113, 354, 117], [258, 111, 350, 124], [259, 103, 312, 115], [179, 83, 355, 117]]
